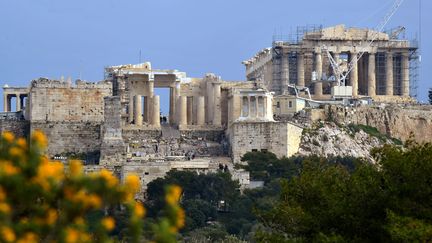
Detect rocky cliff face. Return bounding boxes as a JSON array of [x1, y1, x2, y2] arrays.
[[298, 122, 396, 162], [323, 104, 432, 143]]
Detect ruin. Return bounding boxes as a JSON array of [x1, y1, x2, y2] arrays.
[[0, 25, 425, 196], [243, 25, 419, 103], [0, 62, 303, 196]]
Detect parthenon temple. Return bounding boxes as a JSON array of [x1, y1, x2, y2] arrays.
[[243, 25, 418, 100]]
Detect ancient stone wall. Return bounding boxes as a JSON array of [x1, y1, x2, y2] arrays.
[[0, 118, 29, 138], [230, 122, 303, 163], [29, 78, 112, 122], [322, 105, 432, 143], [31, 121, 102, 158]]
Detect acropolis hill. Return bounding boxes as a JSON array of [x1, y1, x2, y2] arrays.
[[1, 25, 431, 196]]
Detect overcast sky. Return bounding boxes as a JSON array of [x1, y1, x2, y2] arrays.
[[0, 0, 429, 112]]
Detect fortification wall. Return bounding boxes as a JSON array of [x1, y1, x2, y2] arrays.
[[29, 78, 112, 122], [0, 119, 29, 138], [31, 121, 102, 157], [230, 122, 303, 163], [322, 105, 432, 143]]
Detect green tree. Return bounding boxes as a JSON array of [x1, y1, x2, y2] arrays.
[[254, 143, 432, 242], [429, 88, 432, 104], [146, 171, 241, 234]]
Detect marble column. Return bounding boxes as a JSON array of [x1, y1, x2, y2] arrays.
[[250, 97, 257, 118], [187, 97, 193, 125], [297, 52, 305, 87], [281, 54, 289, 93], [3, 94, 8, 112], [247, 96, 251, 118], [206, 81, 214, 124], [333, 52, 340, 87], [212, 83, 221, 126], [401, 52, 410, 97], [385, 51, 394, 96], [134, 95, 143, 126], [314, 52, 323, 97], [169, 87, 175, 124], [350, 52, 359, 97], [151, 95, 160, 127], [368, 52, 376, 96], [178, 96, 187, 126], [15, 94, 21, 111], [196, 96, 205, 125], [145, 81, 154, 122]]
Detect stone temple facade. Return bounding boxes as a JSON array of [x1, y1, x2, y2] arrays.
[[1, 62, 303, 196], [243, 25, 418, 102]]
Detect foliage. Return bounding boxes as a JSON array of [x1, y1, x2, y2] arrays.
[[0, 131, 184, 243], [348, 123, 402, 145], [145, 170, 257, 238], [240, 152, 302, 182], [429, 88, 432, 104], [254, 142, 432, 242]]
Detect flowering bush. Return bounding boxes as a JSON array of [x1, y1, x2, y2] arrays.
[[0, 131, 184, 243]]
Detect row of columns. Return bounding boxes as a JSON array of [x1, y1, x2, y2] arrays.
[[309, 50, 410, 97], [3, 94, 27, 112], [177, 96, 206, 126], [133, 95, 160, 127], [241, 96, 267, 118]]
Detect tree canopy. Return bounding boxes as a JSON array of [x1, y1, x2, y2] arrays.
[[254, 143, 432, 242]]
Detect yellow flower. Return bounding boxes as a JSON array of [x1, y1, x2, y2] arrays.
[[69, 160, 82, 176], [86, 194, 102, 208], [16, 232, 38, 243], [31, 130, 47, 148], [16, 138, 27, 148], [99, 169, 118, 187], [1, 227, 16, 242], [165, 185, 182, 205], [101, 217, 115, 231], [46, 209, 58, 225], [74, 217, 85, 226], [0, 187, 6, 201], [133, 203, 146, 218], [65, 228, 79, 243], [0, 202, 11, 214], [176, 208, 186, 229], [37, 160, 64, 181], [2, 132, 14, 143], [125, 174, 140, 193], [0, 161, 20, 176], [9, 147, 23, 157]]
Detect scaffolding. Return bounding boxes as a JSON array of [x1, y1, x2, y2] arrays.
[[376, 52, 387, 95], [393, 54, 402, 95], [272, 25, 323, 45], [288, 52, 298, 85], [409, 39, 420, 99]]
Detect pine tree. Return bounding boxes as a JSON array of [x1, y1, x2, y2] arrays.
[[429, 88, 432, 104]]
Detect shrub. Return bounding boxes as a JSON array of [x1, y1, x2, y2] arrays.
[[0, 131, 184, 243]]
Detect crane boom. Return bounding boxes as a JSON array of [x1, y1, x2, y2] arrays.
[[327, 0, 405, 87]]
